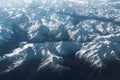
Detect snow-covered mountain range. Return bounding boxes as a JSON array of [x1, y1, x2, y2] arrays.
[[0, 0, 120, 80]]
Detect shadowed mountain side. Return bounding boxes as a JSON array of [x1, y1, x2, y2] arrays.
[[27, 24, 95, 44], [0, 56, 103, 80], [0, 23, 95, 56], [57, 12, 120, 26], [27, 24, 70, 43], [0, 26, 29, 56], [102, 59, 120, 80]]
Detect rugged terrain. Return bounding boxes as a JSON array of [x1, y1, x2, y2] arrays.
[[0, 0, 120, 80]]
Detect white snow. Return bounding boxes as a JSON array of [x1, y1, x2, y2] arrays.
[[69, 0, 88, 5], [5, 43, 34, 57], [28, 21, 40, 33]]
